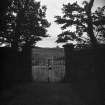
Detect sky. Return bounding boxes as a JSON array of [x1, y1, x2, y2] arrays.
[[36, 0, 105, 48]]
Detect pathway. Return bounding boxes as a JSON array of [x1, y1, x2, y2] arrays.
[[1, 82, 85, 105]]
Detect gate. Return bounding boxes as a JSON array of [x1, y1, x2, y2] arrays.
[[32, 48, 65, 82]]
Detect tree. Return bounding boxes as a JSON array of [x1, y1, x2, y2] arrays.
[[93, 6, 105, 42], [55, 0, 105, 47], [0, 0, 50, 48], [0, 0, 10, 46]]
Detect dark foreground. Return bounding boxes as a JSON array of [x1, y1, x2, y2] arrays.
[[0, 82, 100, 105]]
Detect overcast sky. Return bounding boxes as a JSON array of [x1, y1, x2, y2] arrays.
[[36, 0, 105, 48]]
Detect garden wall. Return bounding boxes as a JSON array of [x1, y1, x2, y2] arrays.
[[0, 48, 32, 92], [64, 44, 105, 105]]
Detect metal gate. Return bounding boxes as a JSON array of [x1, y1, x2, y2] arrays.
[[32, 48, 65, 82]]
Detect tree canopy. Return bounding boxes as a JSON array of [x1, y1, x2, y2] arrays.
[[55, 0, 105, 47], [0, 0, 50, 48]]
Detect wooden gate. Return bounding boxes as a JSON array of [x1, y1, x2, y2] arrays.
[[32, 48, 65, 82]]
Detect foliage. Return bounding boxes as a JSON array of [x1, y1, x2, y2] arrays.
[[0, 0, 10, 46], [55, 0, 105, 46], [92, 6, 105, 41], [0, 0, 50, 48]]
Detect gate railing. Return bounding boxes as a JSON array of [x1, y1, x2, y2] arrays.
[[32, 55, 65, 82]]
